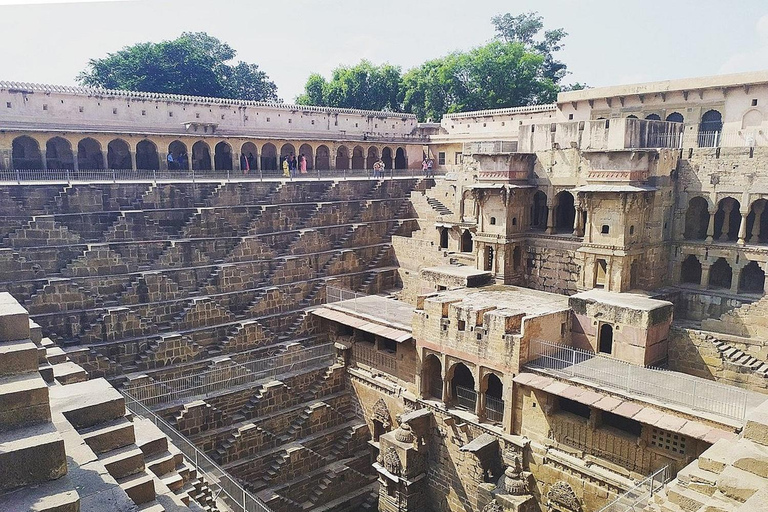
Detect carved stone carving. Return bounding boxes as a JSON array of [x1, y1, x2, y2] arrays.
[[394, 423, 415, 443], [482, 500, 503, 512], [547, 481, 581, 511], [372, 398, 391, 428], [383, 447, 402, 476], [497, 453, 527, 496]]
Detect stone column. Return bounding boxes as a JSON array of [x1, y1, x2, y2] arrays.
[[752, 202, 765, 242], [705, 210, 717, 243], [208, 151, 215, 172], [731, 265, 741, 294], [700, 263, 711, 289], [72, 152, 79, 173], [130, 151, 137, 172], [41, 150, 47, 171], [101, 150, 109, 170], [159, 152, 168, 171], [475, 387, 485, 420], [234, 152, 241, 172], [574, 204, 584, 237], [719, 201, 734, 241], [737, 212, 748, 245], [545, 200, 556, 235], [441, 379, 450, 406]]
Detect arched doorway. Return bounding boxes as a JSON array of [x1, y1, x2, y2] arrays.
[[746, 199, 768, 243], [261, 143, 277, 171], [531, 191, 548, 230], [107, 139, 131, 169], [241, 142, 258, 172], [645, 113, 661, 121], [484, 373, 503, 423], [298, 144, 313, 171], [12, 136, 42, 169], [450, 363, 475, 411], [136, 140, 160, 170], [168, 141, 189, 170], [422, 354, 443, 400], [680, 255, 702, 284], [46, 137, 74, 170], [698, 110, 723, 147], [366, 147, 379, 169], [460, 230, 473, 253], [709, 258, 732, 289], [382, 147, 393, 170], [191, 141, 212, 171], [280, 144, 296, 170], [714, 197, 740, 241], [439, 228, 449, 249], [214, 141, 233, 171], [684, 197, 710, 240], [336, 146, 349, 170], [666, 112, 684, 123], [598, 324, 614, 354], [352, 146, 365, 169], [395, 147, 407, 169], [315, 145, 330, 170], [77, 138, 104, 170], [554, 191, 575, 233], [739, 261, 765, 293]]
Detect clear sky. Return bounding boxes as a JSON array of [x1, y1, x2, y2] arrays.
[[1, 0, 768, 103]]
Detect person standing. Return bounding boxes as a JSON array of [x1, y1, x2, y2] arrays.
[[282, 156, 290, 178], [422, 158, 428, 177], [247, 152, 255, 172], [240, 153, 248, 174], [167, 152, 175, 170], [300, 153, 307, 174], [427, 158, 434, 178]]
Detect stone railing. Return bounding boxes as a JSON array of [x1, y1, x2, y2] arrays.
[[351, 342, 397, 374]]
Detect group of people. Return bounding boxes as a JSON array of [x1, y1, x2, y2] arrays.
[[166, 151, 189, 170], [281, 153, 308, 177], [372, 158, 386, 178], [239, 152, 257, 174], [422, 157, 435, 178]]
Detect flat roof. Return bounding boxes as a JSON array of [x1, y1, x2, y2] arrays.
[[571, 289, 672, 312], [315, 295, 415, 335], [428, 285, 570, 317], [558, 70, 768, 104], [422, 266, 491, 279]]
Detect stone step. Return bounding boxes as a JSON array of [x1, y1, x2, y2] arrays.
[[52, 378, 125, 429], [677, 465, 719, 496], [145, 450, 177, 477], [717, 465, 765, 502], [161, 472, 184, 492], [99, 444, 145, 480], [0, 372, 50, 429], [51, 361, 88, 385], [0, 422, 67, 493], [0, 473, 79, 512], [80, 417, 135, 455], [45, 346, 68, 365], [118, 470, 156, 505], [666, 484, 707, 512], [132, 417, 169, 457], [0, 339, 39, 376]]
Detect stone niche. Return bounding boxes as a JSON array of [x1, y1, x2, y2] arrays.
[[570, 289, 674, 366]]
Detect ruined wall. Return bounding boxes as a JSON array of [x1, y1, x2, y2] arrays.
[[523, 240, 582, 295]]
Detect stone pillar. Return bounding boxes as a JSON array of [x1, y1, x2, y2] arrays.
[[209, 151, 215, 172], [731, 265, 741, 294], [720, 201, 734, 241], [574, 205, 584, 237], [441, 379, 450, 406], [72, 152, 79, 173], [159, 152, 168, 171], [101, 150, 109, 170], [737, 212, 748, 245], [705, 210, 716, 243], [752, 202, 765, 242], [700, 263, 711, 289], [475, 388, 485, 420], [41, 150, 47, 171], [545, 202, 555, 235], [130, 151, 137, 172], [234, 152, 241, 172]]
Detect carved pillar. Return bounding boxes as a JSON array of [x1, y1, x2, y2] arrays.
[[705, 209, 716, 243], [41, 150, 47, 171], [737, 212, 748, 245], [475, 387, 485, 419], [731, 265, 741, 294], [720, 200, 734, 241], [72, 152, 79, 173], [700, 263, 711, 289], [101, 150, 108, 170], [208, 151, 215, 172], [752, 202, 765, 242], [574, 203, 584, 237], [130, 151, 137, 172], [545, 199, 556, 235], [442, 379, 450, 406]]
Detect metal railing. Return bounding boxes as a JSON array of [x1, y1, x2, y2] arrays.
[[126, 343, 334, 407], [485, 395, 504, 423], [597, 465, 670, 512], [122, 391, 273, 512], [0, 167, 441, 184], [455, 385, 477, 411], [526, 339, 751, 421]]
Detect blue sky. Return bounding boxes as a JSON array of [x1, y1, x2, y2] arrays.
[[1, 0, 767, 102]]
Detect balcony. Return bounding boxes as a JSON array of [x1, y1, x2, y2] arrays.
[[463, 141, 518, 155]]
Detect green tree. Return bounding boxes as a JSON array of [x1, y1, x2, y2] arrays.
[[78, 32, 278, 101], [296, 60, 402, 111]]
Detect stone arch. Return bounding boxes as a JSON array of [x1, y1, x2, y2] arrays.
[[335, 145, 349, 170], [698, 110, 723, 147], [366, 147, 379, 169], [740, 261, 765, 293], [742, 109, 763, 129], [12, 135, 43, 169], [680, 254, 702, 284], [422, 353, 443, 400], [746, 198, 768, 243], [46, 137, 74, 170], [483, 372, 504, 423], [666, 112, 684, 123], [709, 257, 732, 289], [298, 144, 313, 171], [599, 324, 614, 354], [460, 230, 473, 253], [241, 142, 258, 171], [382, 147, 393, 170], [627, 115, 638, 119], [280, 143, 295, 163], [107, 139, 131, 169], [395, 147, 407, 169], [168, 140, 189, 170], [449, 362, 475, 410], [554, 191, 575, 233], [214, 141, 233, 171], [684, 196, 711, 240], [136, 140, 160, 171], [531, 191, 548, 230], [439, 227, 449, 249], [261, 143, 277, 171], [351, 145, 365, 169], [714, 197, 741, 241], [77, 137, 104, 170], [645, 113, 661, 121], [191, 141, 212, 171], [315, 145, 330, 170]]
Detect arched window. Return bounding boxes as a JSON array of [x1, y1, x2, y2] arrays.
[[531, 191, 548, 230], [12, 136, 42, 170], [554, 191, 575, 234], [46, 137, 74, 170], [335, 146, 349, 170], [666, 112, 684, 123], [191, 141, 212, 171], [451, 363, 475, 410], [394, 147, 407, 169], [382, 147, 393, 170], [352, 146, 365, 169], [684, 197, 710, 240], [241, 142, 258, 171], [746, 199, 768, 243], [645, 114, 661, 121], [366, 147, 379, 169], [461, 230, 473, 253], [422, 354, 443, 400], [599, 324, 614, 354], [77, 138, 104, 170], [107, 139, 131, 169], [485, 373, 504, 423], [298, 144, 313, 171], [168, 140, 189, 170], [136, 140, 159, 171], [214, 141, 233, 171], [315, 145, 330, 170], [680, 255, 702, 284], [260, 143, 277, 171], [709, 258, 732, 289], [698, 110, 723, 147], [739, 261, 765, 294], [439, 228, 449, 249], [714, 198, 740, 241]]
